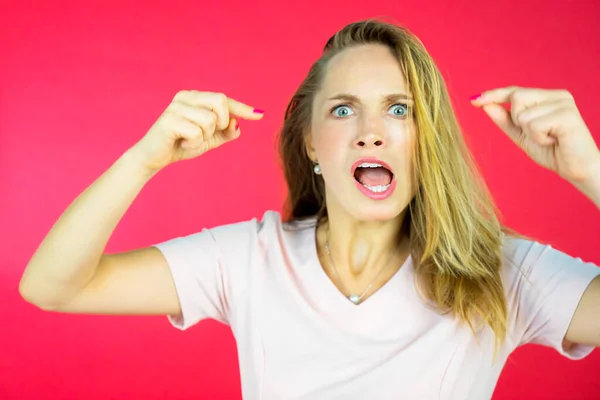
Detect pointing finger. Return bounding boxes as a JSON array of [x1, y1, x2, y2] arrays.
[[227, 97, 265, 121], [470, 86, 572, 108], [173, 90, 264, 131], [470, 86, 520, 106]]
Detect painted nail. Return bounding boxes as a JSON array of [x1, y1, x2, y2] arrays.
[[469, 94, 482, 101], [253, 108, 265, 114], [235, 121, 239, 130]]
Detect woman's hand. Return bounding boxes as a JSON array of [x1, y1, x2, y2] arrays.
[[471, 86, 600, 185], [130, 90, 265, 175]]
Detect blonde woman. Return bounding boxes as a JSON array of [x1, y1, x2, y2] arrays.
[[19, 19, 600, 399]]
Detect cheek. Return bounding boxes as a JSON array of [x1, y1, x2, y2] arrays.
[[313, 125, 351, 164], [390, 126, 417, 179], [395, 131, 415, 161]]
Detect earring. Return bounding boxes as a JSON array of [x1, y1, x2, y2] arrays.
[[313, 163, 322, 175]]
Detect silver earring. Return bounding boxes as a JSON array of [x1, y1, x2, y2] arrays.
[[313, 163, 322, 175]]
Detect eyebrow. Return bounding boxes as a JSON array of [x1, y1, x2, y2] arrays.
[[326, 93, 414, 102]]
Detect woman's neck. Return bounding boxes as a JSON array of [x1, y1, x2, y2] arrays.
[[316, 207, 409, 277]]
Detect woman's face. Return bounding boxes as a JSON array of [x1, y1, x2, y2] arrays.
[[307, 43, 417, 222]]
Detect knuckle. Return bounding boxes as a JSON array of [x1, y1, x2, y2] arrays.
[[215, 92, 228, 104], [191, 124, 203, 137], [173, 90, 188, 101], [159, 111, 177, 125], [169, 108, 186, 121], [561, 89, 574, 100], [166, 100, 182, 112], [511, 91, 524, 103]]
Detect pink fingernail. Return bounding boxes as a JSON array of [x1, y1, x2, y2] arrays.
[[235, 121, 239, 130], [469, 94, 482, 101], [253, 108, 265, 114]]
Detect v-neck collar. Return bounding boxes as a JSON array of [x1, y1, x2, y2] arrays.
[[298, 219, 413, 333]]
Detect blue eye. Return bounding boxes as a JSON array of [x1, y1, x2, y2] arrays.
[[331, 103, 410, 118], [332, 105, 353, 118], [390, 103, 408, 117]]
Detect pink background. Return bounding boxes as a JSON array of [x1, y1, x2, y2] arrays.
[[1, 1, 599, 398]]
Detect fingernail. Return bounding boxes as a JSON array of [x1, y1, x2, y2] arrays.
[[253, 108, 265, 114], [235, 121, 239, 130], [469, 94, 482, 101]]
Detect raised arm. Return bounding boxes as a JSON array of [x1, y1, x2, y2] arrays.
[[19, 91, 264, 315], [472, 86, 600, 348]]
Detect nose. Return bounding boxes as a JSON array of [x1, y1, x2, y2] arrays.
[[354, 127, 387, 149]]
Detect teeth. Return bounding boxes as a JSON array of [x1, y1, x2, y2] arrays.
[[363, 184, 391, 193], [358, 162, 383, 168]]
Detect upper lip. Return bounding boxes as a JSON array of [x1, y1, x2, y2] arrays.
[[350, 157, 394, 175]]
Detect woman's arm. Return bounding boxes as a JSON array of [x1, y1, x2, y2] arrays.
[[19, 90, 262, 315], [18, 149, 181, 315], [472, 86, 600, 348], [565, 166, 600, 347]]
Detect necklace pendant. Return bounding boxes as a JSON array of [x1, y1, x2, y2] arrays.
[[348, 294, 360, 304]]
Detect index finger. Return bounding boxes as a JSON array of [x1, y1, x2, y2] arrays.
[[470, 86, 520, 106], [227, 97, 265, 120], [470, 86, 568, 107], [173, 90, 264, 131]]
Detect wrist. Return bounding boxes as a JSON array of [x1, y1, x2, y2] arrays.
[[119, 148, 162, 182], [573, 154, 600, 209]]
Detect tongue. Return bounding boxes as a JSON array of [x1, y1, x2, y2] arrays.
[[355, 167, 392, 186]]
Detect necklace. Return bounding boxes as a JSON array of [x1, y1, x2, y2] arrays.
[[323, 239, 395, 305]]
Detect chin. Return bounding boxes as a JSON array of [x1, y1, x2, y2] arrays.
[[326, 180, 412, 223], [346, 200, 407, 223]]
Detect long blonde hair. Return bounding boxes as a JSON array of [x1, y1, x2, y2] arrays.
[[278, 18, 520, 353]]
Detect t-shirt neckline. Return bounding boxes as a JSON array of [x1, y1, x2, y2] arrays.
[[302, 218, 413, 315]]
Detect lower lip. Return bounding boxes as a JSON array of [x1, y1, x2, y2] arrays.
[[353, 178, 397, 200]]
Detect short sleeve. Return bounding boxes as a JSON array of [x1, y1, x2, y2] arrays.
[[504, 237, 600, 359], [153, 228, 229, 329]]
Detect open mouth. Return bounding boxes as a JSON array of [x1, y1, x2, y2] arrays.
[[352, 160, 394, 193]]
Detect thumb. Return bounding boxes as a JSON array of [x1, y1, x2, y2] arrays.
[[482, 104, 522, 144], [213, 117, 241, 147]]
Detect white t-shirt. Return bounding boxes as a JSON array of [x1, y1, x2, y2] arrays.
[[153, 210, 599, 399]]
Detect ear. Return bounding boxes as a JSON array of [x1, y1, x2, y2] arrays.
[[304, 131, 317, 162]]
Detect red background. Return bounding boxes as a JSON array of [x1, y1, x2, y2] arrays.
[[1, 1, 599, 398]]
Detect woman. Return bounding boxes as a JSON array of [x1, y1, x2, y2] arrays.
[[19, 19, 600, 399]]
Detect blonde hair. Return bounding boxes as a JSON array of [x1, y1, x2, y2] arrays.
[[278, 17, 522, 354]]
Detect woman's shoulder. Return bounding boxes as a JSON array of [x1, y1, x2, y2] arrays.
[[499, 234, 557, 282], [499, 233, 599, 288], [499, 234, 541, 272], [201, 210, 318, 269], [205, 210, 318, 243], [498, 234, 599, 358]]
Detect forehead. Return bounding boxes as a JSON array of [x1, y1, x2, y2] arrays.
[[319, 44, 408, 95]]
